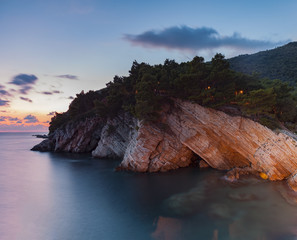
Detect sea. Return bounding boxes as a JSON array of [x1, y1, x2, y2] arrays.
[[1, 132, 297, 240]]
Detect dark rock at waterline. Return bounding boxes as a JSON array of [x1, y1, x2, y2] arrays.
[[31, 139, 53, 152], [32, 134, 48, 139]]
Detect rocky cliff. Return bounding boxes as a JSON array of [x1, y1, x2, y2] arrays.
[[32, 100, 297, 190], [32, 113, 136, 158]]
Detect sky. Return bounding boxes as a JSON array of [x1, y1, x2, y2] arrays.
[[0, 0, 296, 132]]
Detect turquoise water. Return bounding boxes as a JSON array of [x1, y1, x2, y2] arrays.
[[1, 132, 297, 240]]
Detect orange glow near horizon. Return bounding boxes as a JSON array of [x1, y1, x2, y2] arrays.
[[0, 111, 50, 132]]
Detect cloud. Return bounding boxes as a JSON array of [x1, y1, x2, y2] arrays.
[[56, 74, 78, 80], [40, 90, 63, 95], [53, 90, 62, 94], [0, 116, 21, 122], [0, 99, 9, 106], [9, 74, 38, 95], [8, 117, 20, 121], [0, 89, 11, 96], [19, 86, 33, 95], [24, 114, 39, 123], [124, 25, 286, 51], [20, 97, 33, 103], [47, 111, 56, 116], [0, 85, 11, 97], [41, 91, 53, 95], [10, 74, 38, 86]]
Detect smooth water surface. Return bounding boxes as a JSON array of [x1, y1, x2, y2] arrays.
[[1, 132, 297, 240]]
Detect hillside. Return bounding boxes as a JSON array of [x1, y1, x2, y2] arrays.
[[49, 54, 297, 133], [228, 42, 297, 83]]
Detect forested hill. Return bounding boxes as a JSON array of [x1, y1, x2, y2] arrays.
[[49, 54, 297, 133], [228, 42, 297, 83]]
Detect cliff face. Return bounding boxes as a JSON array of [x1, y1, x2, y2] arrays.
[[91, 113, 137, 158], [119, 100, 297, 183], [120, 121, 195, 172], [32, 100, 297, 190], [32, 113, 136, 158], [166, 101, 297, 181], [31, 117, 104, 152]]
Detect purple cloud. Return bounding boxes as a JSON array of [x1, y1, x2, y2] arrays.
[[56, 74, 78, 80], [8, 117, 20, 121], [124, 25, 287, 51], [0, 116, 22, 123], [19, 86, 33, 95], [53, 90, 62, 94], [0, 99, 9, 106], [20, 97, 33, 103], [24, 114, 39, 123], [10, 74, 38, 85], [9, 74, 38, 95], [41, 91, 53, 95], [40, 90, 63, 95], [47, 111, 56, 116], [0, 89, 10, 96]]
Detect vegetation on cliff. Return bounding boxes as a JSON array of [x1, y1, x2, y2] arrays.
[[49, 53, 297, 133], [229, 42, 297, 84]]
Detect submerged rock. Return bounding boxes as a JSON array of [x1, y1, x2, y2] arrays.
[[224, 167, 258, 182], [163, 183, 206, 217], [209, 203, 232, 220], [228, 192, 259, 201]]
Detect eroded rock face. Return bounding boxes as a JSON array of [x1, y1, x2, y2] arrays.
[[32, 117, 104, 152], [120, 100, 297, 185], [92, 113, 137, 158], [120, 121, 195, 172], [32, 99, 297, 190], [168, 101, 297, 181]]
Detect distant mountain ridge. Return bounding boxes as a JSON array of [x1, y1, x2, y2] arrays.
[[228, 42, 297, 83]]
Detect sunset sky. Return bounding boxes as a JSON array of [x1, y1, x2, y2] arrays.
[[1, 0, 296, 132]]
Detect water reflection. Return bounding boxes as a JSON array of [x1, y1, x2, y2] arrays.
[[1, 133, 297, 240], [156, 172, 297, 240], [152, 216, 182, 240]]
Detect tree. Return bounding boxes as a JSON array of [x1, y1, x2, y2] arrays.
[[241, 88, 276, 116], [134, 73, 161, 121], [211, 53, 229, 72]]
